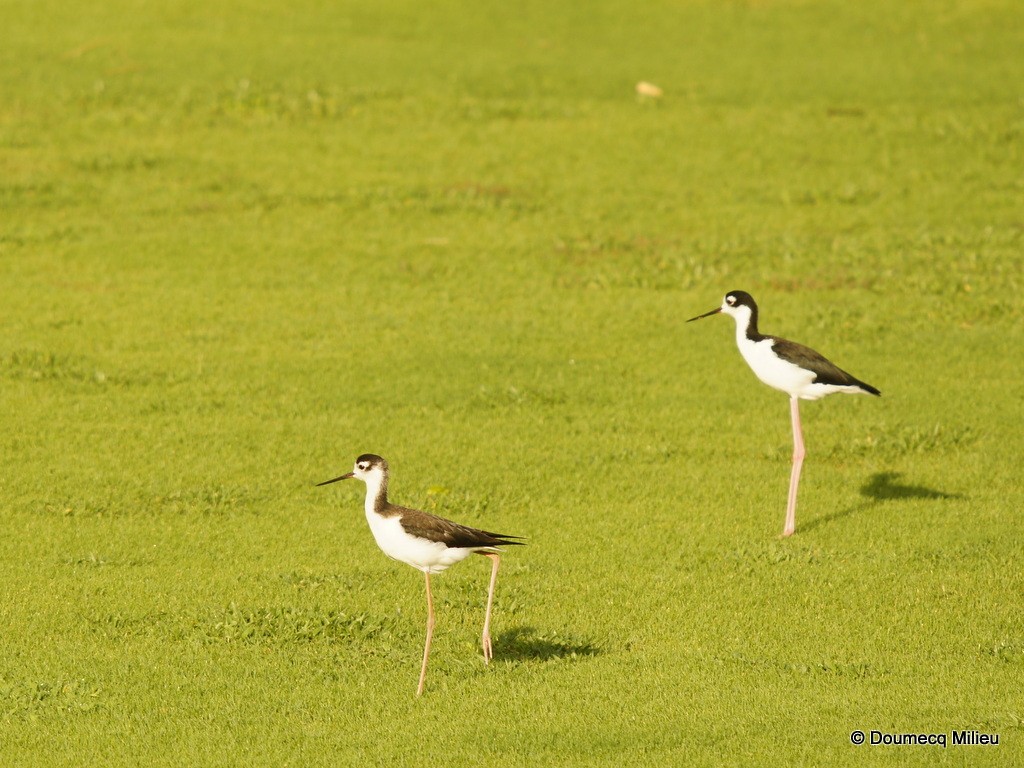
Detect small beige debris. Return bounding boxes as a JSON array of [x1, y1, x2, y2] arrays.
[[635, 81, 663, 98]]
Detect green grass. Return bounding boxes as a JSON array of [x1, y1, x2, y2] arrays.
[[2, 0, 1023, 764]]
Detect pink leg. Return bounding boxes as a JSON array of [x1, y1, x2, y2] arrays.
[[417, 571, 435, 697], [481, 554, 500, 664], [783, 396, 806, 537]]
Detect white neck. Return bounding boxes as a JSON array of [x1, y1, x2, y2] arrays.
[[728, 304, 754, 344], [361, 469, 388, 515]]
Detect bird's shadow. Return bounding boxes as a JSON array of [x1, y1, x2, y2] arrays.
[[801, 472, 962, 533], [495, 626, 601, 662], [860, 472, 963, 501]]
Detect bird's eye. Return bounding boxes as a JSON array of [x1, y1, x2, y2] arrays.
[[727, 296, 736, 305]]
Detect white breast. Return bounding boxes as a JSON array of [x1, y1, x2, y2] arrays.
[[735, 335, 868, 400], [364, 509, 476, 574], [736, 336, 817, 398]]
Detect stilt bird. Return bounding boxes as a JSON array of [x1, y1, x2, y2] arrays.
[[317, 453, 523, 695], [689, 291, 880, 536]]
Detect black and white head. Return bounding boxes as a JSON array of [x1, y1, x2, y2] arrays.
[[316, 453, 389, 487], [719, 290, 757, 323], [350, 453, 388, 481], [687, 290, 758, 326]]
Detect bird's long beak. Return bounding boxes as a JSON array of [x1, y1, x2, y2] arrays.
[[687, 306, 722, 322], [316, 472, 354, 486]]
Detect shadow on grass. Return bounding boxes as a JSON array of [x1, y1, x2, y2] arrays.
[[801, 472, 962, 533], [859, 472, 963, 501], [496, 626, 601, 662]]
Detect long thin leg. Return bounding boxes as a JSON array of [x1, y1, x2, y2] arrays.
[[783, 395, 806, 537], [417, 571, 435, 697], [481, 553, 500, 664]]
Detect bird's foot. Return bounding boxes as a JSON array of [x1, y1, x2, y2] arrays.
[[482, 633, 493, 665]]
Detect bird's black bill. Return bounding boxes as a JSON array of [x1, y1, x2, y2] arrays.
[[687, 306, 721, 322], [316, 472, 354, 486]]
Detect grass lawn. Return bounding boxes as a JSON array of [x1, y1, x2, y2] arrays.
[[2, 0, 1023, 764]]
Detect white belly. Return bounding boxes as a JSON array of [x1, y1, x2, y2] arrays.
[[365, 511, 476, 574], [735, 336, 863, 400], [736, 337, 817, 398]]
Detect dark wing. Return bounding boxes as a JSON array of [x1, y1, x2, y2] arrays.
[[395, 506, 525, 549], [771, 336, 881, 395]]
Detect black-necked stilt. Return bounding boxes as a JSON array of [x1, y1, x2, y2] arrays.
[[688, 291, 880, 537], [317, 453, 523, 696]]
